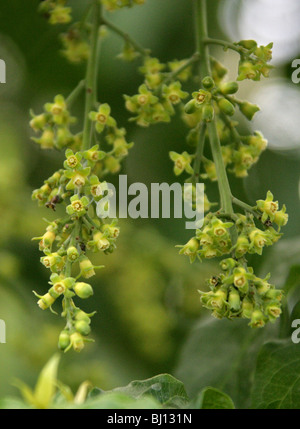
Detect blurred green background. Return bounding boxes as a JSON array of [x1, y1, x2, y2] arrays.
[[0, 0, 300, 405]]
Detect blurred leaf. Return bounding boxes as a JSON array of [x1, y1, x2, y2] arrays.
[[252, 340, 300, 409], [79, 392, 161, 409], [175, 317, 275, 408], [94, 374, 189, 408], [34, 354, 60, 409], [194, 387, 235, 409], [0, 397, 31, 409], [14, 354, 60, 409], [283, 265, 300, 295], [290, 301, 300, 327]]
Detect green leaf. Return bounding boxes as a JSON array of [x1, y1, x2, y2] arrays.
[[112, 374, 188, 407], [91, 374, 188, 408], [283, 265, 300, 295], [34, 354, 60, 409], [252, 340, 300, 409], [175, 317, 275, 408], [195, 387, 235, 409], [0, 397, 31, 409], [77, 392, 161, 409]]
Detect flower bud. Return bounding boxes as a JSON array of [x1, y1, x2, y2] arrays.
[[75, 320, 91, 336], [202, 76, 214, 89], [237, 39, 257, 50], [184, 99, 197, 114], [239, 101, 260, 120], [218, 98, 235, 116], [202, 104, 214, 122], [58, 330, 71, 351], [235, 235, 249, 257], [75, 310, 91, 324], [241, 297, 254, 319], [74, 282, 94, 299], [265, 288, 282, 301], [211, 58, 228, 80], [228, 287, 241, 311], [219, 81, 239, 95]]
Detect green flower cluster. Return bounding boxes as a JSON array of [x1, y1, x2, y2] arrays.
[[182, 72, 268, 179], [179, 191, 287, 325], [31, 92, 132, 351], [38, 0, 72, 25], [235, 40, 274, 81], [101, 0, 145, 12], [124, 57, 190, 126], [60, 27, 90, 64], [30, 95, 78, 150], [199, 258, 282, 327]]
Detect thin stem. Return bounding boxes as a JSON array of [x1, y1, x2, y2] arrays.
[[192, 122, 206, 185], [82, 0, 101, 151], [66, 79, 85, 107], [101, 16, 149, 57], [232, 196, 260, 218], [195, 0, 234, 215], [203, 37, 246, 56], [164, 53, 200, 84], [219, 111, 241, 147]]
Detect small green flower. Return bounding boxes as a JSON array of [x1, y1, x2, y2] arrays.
[[49, 6, 72, 25], [139, 57, 165, 75], [89, 103, 116, 133], [79, 256, 96, 279], [117, 41, 140, 61], [67, 246, 80, 262], [249, 309, 266, 328], [273, 205, 288, 229], [66, 195, 89, 217], [237, 61, 259, 81], [88, 231, 110, 252], [256, 191, 279, 222], [168, 59, 192, 82], [169, 151, 194, 176], [64, 148, 82, 169], [64, 166, 91, 190], [192, 89, 212, 107], [177, 238, 200, 263], [83, 144, 106, 164], [162, 81, 188, 105], [70, 332, 85, 352], [32, 128, 55, 149]]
